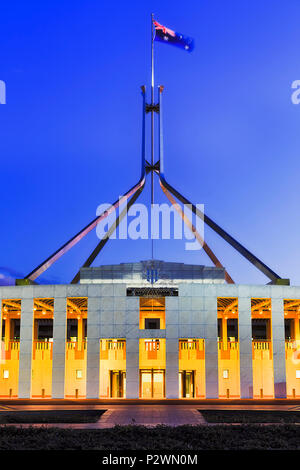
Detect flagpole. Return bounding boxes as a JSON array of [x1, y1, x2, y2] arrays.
[[151, 12, 154, 261]]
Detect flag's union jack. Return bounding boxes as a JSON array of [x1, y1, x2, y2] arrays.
[[153, 19, 194, 52], [153, 20, 176, 38]]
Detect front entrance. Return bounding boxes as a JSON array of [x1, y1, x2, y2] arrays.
[[179, 370, 195, 398], [140, 369, 165, 398], [110, 370, 126, 398]]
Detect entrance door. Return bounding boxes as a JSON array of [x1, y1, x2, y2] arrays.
[[140, 369, 165, 398], [110, 371, 126, 398], [179, 370, 195, 398], [153, 370, 164, 398]]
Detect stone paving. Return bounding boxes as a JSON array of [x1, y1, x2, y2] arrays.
[[0, 405, 207, 429], [97, 405, 207, 428], [0, 402, 299, 429]]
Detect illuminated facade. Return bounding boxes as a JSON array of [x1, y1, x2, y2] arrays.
[[0, 260, 299, 399]]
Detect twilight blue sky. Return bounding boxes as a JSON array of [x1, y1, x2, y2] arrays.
[[1, 0, 300, 285]]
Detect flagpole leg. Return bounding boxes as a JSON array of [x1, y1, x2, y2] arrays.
[[151, 12, 154, 260], [151, 13, 154, 93]]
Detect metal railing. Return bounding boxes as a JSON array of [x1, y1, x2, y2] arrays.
[[66, 341, 87, 350], [179, 340, 205, 351], [99, 340, 125, 351], [9, 341, 20, 350], [252, 341, 271, 350], [285, 340, 300, 350], [218, 341, 239, 350], [145, 340, 160, 351], [34, 341, 53, 351], [107, 340, 125, 350]]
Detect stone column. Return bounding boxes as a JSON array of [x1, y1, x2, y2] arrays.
[[126, 339, 139, 398], [165, 339, 179, 398], [203, 294, 219, 398], [165, 297, 179, 398], [271, 297, 286, 398], [52, 297, 67, 398], [125, 297, 139, 398], [238, 297, 253, 398], [18, 298, 34, 398], [86, 297, 101, 398]]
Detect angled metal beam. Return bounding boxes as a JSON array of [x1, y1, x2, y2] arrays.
[[161, 183, 235, 284], [71, 86, 148, 284], [157, 85, 282, 283], [25, 87, 148, 283], [70, 181, 145, 284], [159, 176, 281, 283], [25, 178, 145, 282], [160, 176, 281, 283]]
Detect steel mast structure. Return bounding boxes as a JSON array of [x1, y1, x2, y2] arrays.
[[18, 17, 289, 287]]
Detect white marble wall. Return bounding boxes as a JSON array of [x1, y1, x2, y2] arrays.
[[98, 284, 127, 339], [177, 284, 219, 398]]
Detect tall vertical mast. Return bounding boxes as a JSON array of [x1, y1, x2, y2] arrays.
[[151, 13, 155, 260]]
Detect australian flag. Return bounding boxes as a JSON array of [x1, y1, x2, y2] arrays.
[[153, 19, 194, 52]]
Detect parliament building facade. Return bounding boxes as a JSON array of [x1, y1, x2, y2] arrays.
[[0, 261, 299, 400]]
